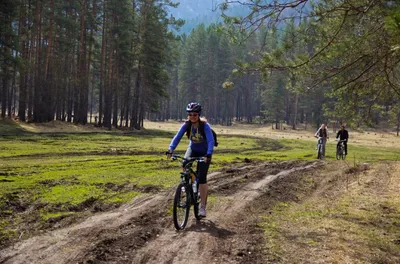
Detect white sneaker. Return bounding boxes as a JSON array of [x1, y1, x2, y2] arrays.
[[199, 206, 206, 217]]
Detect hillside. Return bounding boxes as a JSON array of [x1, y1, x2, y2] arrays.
[[169, 0, 249, 33]]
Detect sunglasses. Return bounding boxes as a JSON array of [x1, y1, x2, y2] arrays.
[[188, 113, 199, 117]]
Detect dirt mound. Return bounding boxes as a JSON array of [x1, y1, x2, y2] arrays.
[[17, 120, 104, 133]]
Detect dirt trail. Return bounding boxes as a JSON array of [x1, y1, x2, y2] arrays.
[[0, 160, 320, 264]]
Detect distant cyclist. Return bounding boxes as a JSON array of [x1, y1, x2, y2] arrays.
[[166, 102, 214, 217], [336, 125, 349, 155], [314, 124, 329, 158]]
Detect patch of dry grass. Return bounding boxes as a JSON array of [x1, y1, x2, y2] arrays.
[[15, 120, 105, 133], [262, 161, 400, 263], [6, 119, 400, 149], [144, 120, 400, 150]]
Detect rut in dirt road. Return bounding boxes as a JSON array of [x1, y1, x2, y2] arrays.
[[0, 160, 321, 264], [127, 161, 320, 264]]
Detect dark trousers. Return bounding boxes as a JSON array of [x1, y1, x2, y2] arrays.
[[184, 148, 211, 184]]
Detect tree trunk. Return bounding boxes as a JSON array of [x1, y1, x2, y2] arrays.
[[103, 34, 114, 129], [44, 0, 54, 79], [33, 0, 43, 122], [9, 61, 17, 118], [124, 68, 132, 127], [76, 0, 88, 124], [17, 2, 27, 121], [132, 69, 141, 129], [45, 0, 55, 121], [68, 42, 76, 123], [90, 65, 95, 124], [88, 0, 97, 124], [292, 93, 299, 129], [27, 5, 35, 122], [112, 48, 119, 128], [1, 65, 8, 118], [98, 0, 106, 126]]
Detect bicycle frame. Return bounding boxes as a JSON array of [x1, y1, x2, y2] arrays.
[[179, 163, 198, 203], [173, 155, 200, 188], [180, 161, 197, 185]]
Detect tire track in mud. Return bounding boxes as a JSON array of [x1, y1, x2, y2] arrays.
[[128, 161, 320, 264], [0, 160, 320, 264], [0, 194, 170, 264]]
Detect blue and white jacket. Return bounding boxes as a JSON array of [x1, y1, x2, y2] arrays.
[[169, 122, 214, 156]]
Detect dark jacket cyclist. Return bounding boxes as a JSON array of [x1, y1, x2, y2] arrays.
[[167, 102, 214, 217], [336, 125, 349, 155]]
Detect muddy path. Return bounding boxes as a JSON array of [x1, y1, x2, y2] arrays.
[[0, 160, 321, 264]]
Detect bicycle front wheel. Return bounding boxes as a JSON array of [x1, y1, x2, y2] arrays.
[[173, 183, 190, 230], [193, 183, 201, 220], [336, 148, 341, 160], [317, 145, 323, 159]]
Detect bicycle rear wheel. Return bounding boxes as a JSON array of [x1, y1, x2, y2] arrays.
[[173, 183, 190, 230]]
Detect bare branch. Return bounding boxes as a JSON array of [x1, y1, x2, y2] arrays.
[[384, 56, 400, 97]]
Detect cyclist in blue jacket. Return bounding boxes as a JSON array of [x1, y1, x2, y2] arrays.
[[167, 102, 214, 217]]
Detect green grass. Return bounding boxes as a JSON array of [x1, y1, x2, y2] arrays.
[[0, 119, 400, 245], [41, 211, 76, 222]]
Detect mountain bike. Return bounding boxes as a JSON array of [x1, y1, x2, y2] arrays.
[[316, 137, 325, 160], [170, 154, 202, 230], [336, 139, 346, 160]]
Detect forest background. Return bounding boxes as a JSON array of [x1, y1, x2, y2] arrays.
[[1, 0, 400, 133]]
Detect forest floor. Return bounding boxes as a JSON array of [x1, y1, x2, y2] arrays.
[[0, 120, 399, 263]]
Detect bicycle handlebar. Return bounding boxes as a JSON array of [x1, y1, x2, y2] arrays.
[[170, 154, 204, 163]]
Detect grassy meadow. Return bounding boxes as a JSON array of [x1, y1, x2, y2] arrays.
[[0, 119, 399, 245], [261, 161, 400, 263]]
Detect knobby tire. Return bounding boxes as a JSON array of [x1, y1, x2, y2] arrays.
[[336, 145, 346, 160], [317, 144, 323, 160], [336, 148, 341, 160], [173, 183, 190, 230], [193, 182, 201, 220]]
